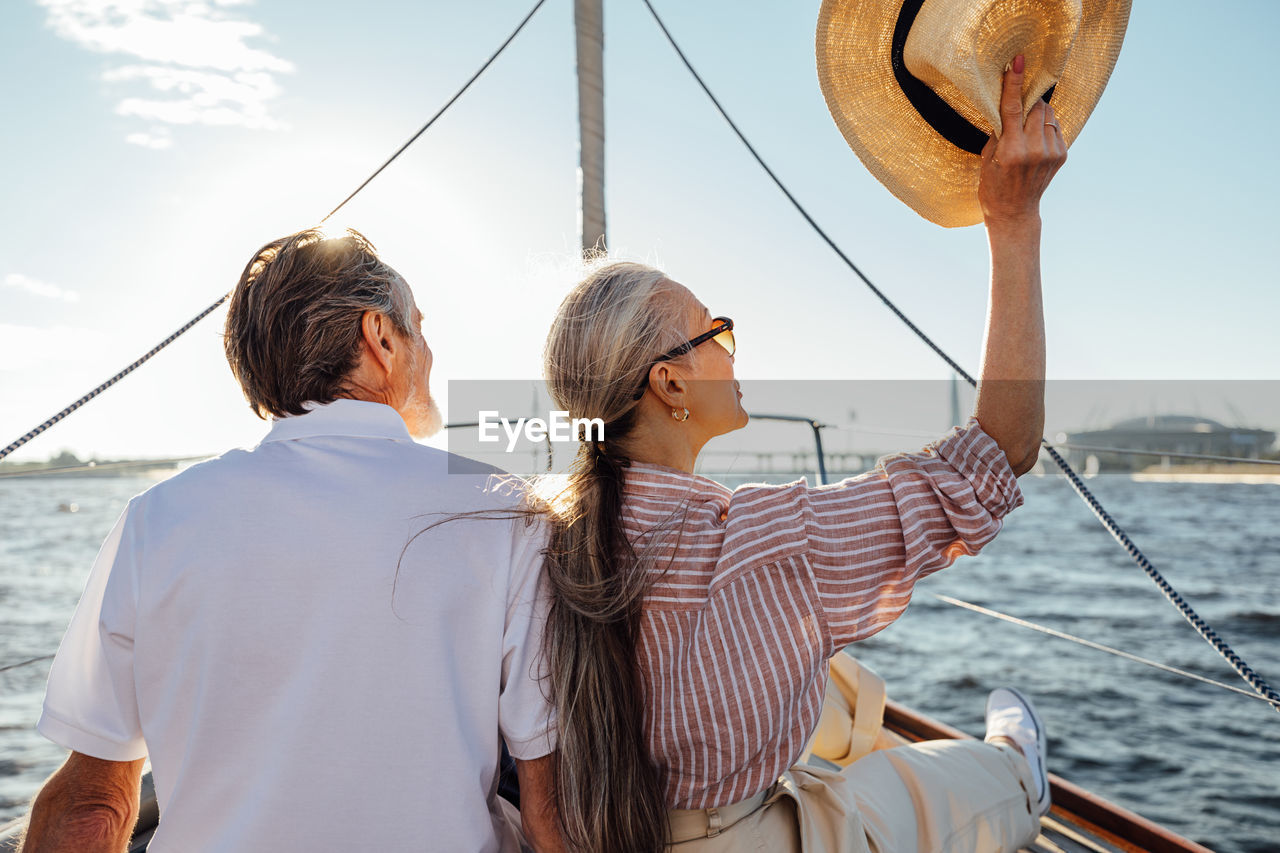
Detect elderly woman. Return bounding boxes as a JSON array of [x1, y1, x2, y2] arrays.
[[531, 58, 1064, 853]]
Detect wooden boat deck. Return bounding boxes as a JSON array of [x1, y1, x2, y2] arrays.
[[880, 700, 1212, 853]]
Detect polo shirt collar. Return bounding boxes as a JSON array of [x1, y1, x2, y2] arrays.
[[624, 461, 732, 514], [260, 399, 413, 444]]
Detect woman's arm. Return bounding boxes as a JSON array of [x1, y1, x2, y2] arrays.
[[791, 418, 1022, 650], [973, 54, 1067, 475]]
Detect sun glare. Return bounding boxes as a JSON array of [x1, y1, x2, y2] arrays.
[[315, 220, 355, 241]]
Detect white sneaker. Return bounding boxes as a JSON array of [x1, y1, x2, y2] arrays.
[[984, 687, 1051, 817]]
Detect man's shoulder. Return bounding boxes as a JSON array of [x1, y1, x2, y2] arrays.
[[141, 442, 531, 512], [132, 448, 253, 502], [389, 444, 531, 508]]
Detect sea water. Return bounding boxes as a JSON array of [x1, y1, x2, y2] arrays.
[[1, 473, 1277, 852]]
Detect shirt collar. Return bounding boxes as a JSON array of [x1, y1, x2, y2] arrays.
[[260, 399, 413, 445], [624, 461, 732, 513]]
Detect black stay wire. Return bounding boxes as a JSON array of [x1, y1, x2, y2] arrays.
[[641, 0, 976, 387], [0, 0, 549, 465], [0, 655, 54, 675], [637, 0, 1280, 714], [318, 0, 549, 224]]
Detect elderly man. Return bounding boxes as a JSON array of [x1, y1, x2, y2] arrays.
[[19, 229, 561, 852]]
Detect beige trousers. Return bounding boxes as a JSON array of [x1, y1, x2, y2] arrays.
[[667, 740, 1040, 853]]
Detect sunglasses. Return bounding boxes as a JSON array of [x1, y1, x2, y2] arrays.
[[632, 317, 735, 400]]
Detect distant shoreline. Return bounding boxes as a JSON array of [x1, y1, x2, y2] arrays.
[[1130, 462, 1280, 484], [0, 456, 206, 479]]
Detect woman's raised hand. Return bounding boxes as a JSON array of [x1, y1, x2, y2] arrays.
[[978, 54, 1068, 227]]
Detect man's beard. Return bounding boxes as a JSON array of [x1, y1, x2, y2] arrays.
[[405, 389, 443, 439]]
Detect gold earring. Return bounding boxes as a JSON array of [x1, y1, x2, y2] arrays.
[[671, 407, 690, 422]]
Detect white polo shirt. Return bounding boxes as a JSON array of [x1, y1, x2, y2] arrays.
[[38, 399, 555, 852]]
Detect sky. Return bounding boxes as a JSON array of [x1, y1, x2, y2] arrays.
[[1, 0, 1277, 463]]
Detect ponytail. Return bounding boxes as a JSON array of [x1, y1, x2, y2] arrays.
[[543, 434, 667, 852]]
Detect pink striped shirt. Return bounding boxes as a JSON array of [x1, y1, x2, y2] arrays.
[[622, 417, 1023, 809]]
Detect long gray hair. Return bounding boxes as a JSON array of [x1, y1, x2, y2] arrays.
[[540, 261, 694, 852]]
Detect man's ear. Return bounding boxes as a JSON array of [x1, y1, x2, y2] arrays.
[[360, 310, 397, 377]]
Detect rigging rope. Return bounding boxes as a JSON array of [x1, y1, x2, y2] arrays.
[[0, 299, 228, 462], [0, 655, 54, 675], [932, 594, 1280, 708], [0, 0, 549, 464], [319, 0, 549, 224], [638, 0, 1280, 714]]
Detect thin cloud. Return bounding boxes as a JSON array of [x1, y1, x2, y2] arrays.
[[3, 273, 80, 303], [39, 0, 294, 145], [124, 126, 174, 149], [107, 66, 284, 129]]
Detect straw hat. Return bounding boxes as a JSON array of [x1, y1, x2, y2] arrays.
[[817, 0, 1131, 227]]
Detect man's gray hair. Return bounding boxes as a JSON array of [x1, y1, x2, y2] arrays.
[[224, 227, 412, 419]]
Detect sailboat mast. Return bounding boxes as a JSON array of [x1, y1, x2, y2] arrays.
[[575, 0, 606, 255]]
